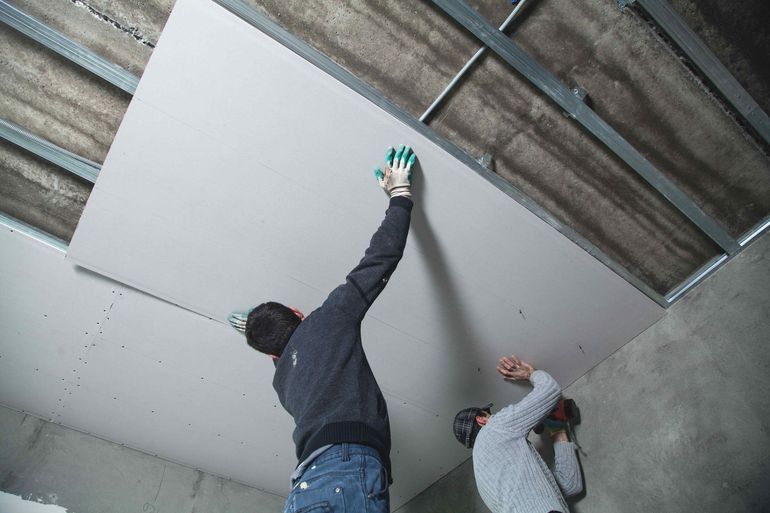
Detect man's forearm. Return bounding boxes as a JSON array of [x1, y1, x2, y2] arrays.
[[321, 196, 412, 320], [347, 196, 412, 298]]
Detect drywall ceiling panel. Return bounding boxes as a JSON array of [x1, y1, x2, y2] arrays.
[[0, 226, 469, 507], [59, 0, 663, 504], [67, 0, 662, 349]]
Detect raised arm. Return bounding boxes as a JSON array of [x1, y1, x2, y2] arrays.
[[489, 355, 562, 437], [323, 145, 416, 321]]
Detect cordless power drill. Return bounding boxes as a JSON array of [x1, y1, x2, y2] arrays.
[[534, 398, 583, 452]]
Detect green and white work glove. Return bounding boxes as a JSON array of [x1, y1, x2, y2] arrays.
[[374, 144, 416, 199], [227, 309, 250, 334]]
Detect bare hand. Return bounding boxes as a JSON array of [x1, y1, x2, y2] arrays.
[[496, 354, 534, 381]]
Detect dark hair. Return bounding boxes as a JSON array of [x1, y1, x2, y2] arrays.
[[468, 422, 483, 449], [245, 302, 301, 357]]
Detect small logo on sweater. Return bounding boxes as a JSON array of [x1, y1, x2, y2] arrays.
[[291, 349, 298, 367]]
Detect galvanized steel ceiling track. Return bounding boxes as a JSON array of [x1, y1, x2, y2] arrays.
[[0, 211, 69, 252], [0, 0, 139, 95], [430, 0, 740, 257], [420, 0, 530, 122], [624, 0, 770, 147], [0, 118, 101, 184], [665, 213, 770, 302], [0, 118, 97, 251]]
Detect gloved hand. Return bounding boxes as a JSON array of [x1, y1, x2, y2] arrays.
[[542, 417, 567, 437], [374, 144, 416, 198], [542, 398, 569, 437], [227, 309, 250, 334]]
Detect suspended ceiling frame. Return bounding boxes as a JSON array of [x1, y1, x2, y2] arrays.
[[1, 0, 769, 307], [625, 0, 770, 146]]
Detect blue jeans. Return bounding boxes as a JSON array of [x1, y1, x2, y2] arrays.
[[284, 443, 389, 513]]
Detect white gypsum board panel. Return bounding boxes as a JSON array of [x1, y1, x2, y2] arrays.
[[0, 225, 470, 504], [63, 0, 663, 503], [67, 0, 662, 350], [0, 224, 294, 494]]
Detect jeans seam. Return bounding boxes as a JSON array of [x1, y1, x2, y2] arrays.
[[359, 466, 369, 513]]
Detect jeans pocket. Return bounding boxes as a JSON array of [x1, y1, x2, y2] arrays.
[[295, 502, 331, 513], [289, 473, 347, 513]]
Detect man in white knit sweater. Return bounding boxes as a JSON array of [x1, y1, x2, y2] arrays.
[[453, 354, 583, 513]]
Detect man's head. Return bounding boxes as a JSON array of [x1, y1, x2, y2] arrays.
[[245, 302, 304, 358], [453, 403, 492, 448]]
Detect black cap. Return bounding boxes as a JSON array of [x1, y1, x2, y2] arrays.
[[453, 403, 492, 448]]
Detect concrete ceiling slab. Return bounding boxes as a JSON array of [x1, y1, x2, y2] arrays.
[[425, 0, 770, 293], [499, 0, 770, 236], [8, 0, 156, 75], [0, 24, 130, 164], [0, 140, 91, 241], [669, 0, 770, 117], [3, 0, 768, 297]]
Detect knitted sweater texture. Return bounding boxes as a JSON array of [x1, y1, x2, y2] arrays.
[[473, 370, 583, 513], [272, 196, 412, 483]]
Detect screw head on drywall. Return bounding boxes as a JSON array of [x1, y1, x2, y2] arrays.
[[571, 87, 589, 102], [477, 152, 493, 170]]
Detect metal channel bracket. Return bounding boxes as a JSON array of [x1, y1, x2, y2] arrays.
[[0, 118, 101, 183], [629, 0, 770, 147], [431, 0, 740, 257], [0, 0, 139, 95]]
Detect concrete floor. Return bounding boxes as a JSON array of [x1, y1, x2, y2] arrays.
[[2, 231, 767, 513], [1, 0, 769, 295]]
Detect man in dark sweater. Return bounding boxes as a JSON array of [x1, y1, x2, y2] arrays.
[[228, 144, 416, 513]]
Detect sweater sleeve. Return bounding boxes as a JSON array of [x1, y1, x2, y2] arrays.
[[321, 196, 413, 321], [553, 441, 583, 497], [491, 370, 562, 437]]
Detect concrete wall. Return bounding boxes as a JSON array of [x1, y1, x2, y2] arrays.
[[0, 406, 285, 513], [398, 231, 770, 512]]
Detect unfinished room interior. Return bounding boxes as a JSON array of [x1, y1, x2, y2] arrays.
[[1, 0, 768, 511]]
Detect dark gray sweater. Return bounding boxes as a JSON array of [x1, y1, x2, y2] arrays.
[[272, 196, 413, 482]]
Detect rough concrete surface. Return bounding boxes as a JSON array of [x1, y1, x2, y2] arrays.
[[0, 140, 91, 241], [427, 50, 721, 294], [245, 0, 486, 118], [0, 406, 286, 513], [669, 0, 770, 119], [66, 0, 175, 47], [506, 0, 770, 236], [428, 0, 769, 293], [9, 0, 155, 75], [0, 26, 131, 163]]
